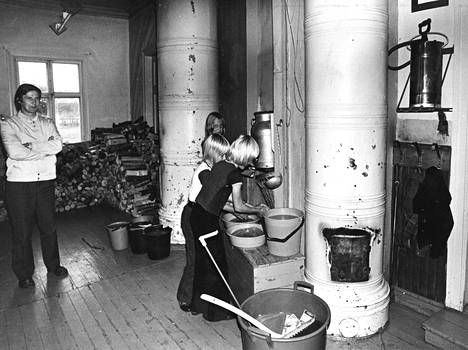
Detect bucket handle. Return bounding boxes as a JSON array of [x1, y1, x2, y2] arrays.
[[245, 326, 275, 349], [108, 222, 128, 231], [264, 216, 305, 243], [294, 281, 315, 294]]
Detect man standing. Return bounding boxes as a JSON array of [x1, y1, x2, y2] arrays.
[[0, 83, 68, 288]]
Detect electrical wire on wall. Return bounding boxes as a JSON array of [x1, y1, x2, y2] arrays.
[[283, 0, 305, 127], [275, 118, 283, 172]]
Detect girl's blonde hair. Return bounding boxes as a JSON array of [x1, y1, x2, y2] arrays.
[[202, 133, 230, 167], [226, 135, 259, 168]]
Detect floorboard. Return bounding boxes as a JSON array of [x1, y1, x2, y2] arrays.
[[55, 292, 94, 350], [0, 205, 439, 349], [0, 311, 9, 349], [42, 296, 79, 350]]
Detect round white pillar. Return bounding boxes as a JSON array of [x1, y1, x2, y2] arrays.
[[157, 0, 218, 243], [304, 0, 390, 338]]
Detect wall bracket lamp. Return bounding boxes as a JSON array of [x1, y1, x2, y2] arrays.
[[49, 2, 81, 35]]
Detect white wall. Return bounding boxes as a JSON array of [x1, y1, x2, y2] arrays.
[[395, 0, 468, 310], [0, 4, 130, 138]]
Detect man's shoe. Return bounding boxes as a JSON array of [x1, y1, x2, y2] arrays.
[[18, 278, 35, 289], [48, 266, 69, 278]]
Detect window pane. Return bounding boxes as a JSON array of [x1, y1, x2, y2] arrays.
[[52, 63, 80, 92], [39, 97, 49, 116], [17, 61, 48, 93], [54, 98, 81, 143]]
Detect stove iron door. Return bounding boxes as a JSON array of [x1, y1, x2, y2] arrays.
[[323, 228, 371, 282]]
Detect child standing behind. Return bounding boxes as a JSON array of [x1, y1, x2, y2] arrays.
[[177, 133, 230, 312], [190, 135, 268, 321], [204, 112, 225, 138]]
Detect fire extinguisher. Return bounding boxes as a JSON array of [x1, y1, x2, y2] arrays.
[[388, 18, 454, 110]]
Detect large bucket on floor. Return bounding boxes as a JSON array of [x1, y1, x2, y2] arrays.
[[263, 208, 304, 256], [128, 221, 152, 254], [239, 282, 330, 350], [132, 214, 155, 224], [106, 222, 129, 251], [145, 225, 172, 260]]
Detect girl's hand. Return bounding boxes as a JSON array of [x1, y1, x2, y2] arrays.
[[256, 204, 270, 216]]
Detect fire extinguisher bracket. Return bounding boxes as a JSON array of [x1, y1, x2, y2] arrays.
[[388, 18, 454, 114]]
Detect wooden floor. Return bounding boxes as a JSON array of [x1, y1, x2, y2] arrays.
[[0, 205, 439, 350]]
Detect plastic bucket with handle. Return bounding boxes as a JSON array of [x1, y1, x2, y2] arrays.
[[106, 221, 129, 251], [238, 281, 330, 350], [263, 208, 304, 256]]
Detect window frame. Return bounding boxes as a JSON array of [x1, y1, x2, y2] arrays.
[[14, 56, 86, 143]]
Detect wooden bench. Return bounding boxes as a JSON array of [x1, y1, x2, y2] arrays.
[[224, 238, 305, 304]]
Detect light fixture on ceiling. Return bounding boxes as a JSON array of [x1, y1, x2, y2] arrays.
[[49, 1, 82, 36]]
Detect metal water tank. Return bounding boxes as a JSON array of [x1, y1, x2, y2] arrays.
[[250, 111, 274, 171]]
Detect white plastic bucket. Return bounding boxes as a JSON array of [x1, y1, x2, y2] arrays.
[[264, 208, 304, 257], [106, 221, 129, 251]]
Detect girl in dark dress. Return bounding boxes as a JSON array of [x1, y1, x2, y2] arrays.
[[177, 133, 229, 312], [189, 135, 269, 321]]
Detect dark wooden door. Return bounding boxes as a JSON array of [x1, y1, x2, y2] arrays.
[[391, 142, 451, 303]]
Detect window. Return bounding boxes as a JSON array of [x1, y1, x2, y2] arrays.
[[15, 58, 84, 143]]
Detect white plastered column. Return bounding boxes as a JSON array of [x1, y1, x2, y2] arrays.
[[156, 0, 218, 243], [304, 0, 390, 338]]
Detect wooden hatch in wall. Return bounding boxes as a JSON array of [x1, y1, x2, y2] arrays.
[[391, 141, 451, 305]]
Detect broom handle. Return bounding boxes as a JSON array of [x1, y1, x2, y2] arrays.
[[200, 294, 283, 338], [199, 231, 241, 308]]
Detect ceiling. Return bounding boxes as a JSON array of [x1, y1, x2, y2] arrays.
[[0, 0, 153, 18]]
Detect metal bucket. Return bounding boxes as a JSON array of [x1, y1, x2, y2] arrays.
[[238, 282, 330, 350]]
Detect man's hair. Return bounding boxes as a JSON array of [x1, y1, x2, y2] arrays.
[[14, 84, 42, 111]]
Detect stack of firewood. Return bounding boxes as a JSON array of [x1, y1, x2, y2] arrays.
[[55, 144, 118, 212], [55, 118, 159, 216], [114, 152, 158, 216]]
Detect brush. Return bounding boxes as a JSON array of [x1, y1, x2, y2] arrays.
[[200, 294, 284, 338], [281, 314, 316, 338], [199, 232, 240, 307], [201, 294, 317, 339]]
